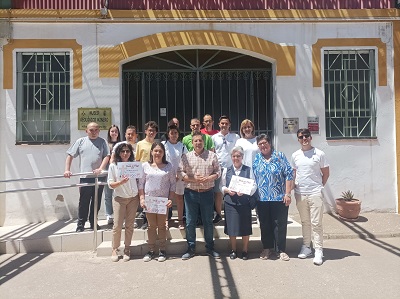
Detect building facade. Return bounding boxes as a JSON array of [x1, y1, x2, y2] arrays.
[[0, 1, 399, 225]]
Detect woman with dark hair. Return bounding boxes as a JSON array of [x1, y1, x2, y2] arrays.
[[108, 142, 138, 262], [104, 125, 121, 225], [139, 142, 176, 262], [253, 134, 294, 261], [162, 125, 188, 229]]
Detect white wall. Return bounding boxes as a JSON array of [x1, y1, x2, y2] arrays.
[[0, 20, 396, 225]]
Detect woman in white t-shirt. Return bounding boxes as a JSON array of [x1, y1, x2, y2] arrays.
[[162, 125, 188, 229], [235, 119, 259, 176]]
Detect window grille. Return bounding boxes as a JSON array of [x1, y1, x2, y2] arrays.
[[324, 49, 376, 139], [16, 52, 70, 144]]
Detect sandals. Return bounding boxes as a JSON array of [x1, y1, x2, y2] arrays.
[[279, 252, 290, 261]]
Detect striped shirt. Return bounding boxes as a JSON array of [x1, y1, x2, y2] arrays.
[[179, 149, 221, 190]]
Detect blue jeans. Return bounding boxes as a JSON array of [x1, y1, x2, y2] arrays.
[[104, 185, 114, 217], [184, 188, 214, 250]]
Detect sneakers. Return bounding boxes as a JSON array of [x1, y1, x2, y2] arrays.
[[158, 250, 167, 262], [123, 249, 130, 262], [111, 249, 119, 262], [206, 249, 220, 259], [141, 222, 148, 230], [76, 225, 84, 232], [298, 245, 313, 259], [107, 216, 114, 225], [143, 251, 155, 262], [313, 248, 324, 265], [182, 248, 196, 260], [260, 249, 271, 260], [212, 214, 222, 224]]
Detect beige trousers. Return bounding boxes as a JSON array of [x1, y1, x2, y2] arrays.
[[295, 192, 324, 249], [146, 212, 168, 251], [112, 195, 140, 250]]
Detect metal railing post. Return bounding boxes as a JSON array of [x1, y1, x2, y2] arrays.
[[93, 175, 99, 252]]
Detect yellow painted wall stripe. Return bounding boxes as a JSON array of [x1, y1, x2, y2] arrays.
[[98, 30, 296, 78], [312, 38, 387, 87], [3, 39, 82, 89]]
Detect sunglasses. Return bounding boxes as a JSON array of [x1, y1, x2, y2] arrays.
[[298, 134, 310, 139]]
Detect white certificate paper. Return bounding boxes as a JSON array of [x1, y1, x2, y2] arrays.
[[117, 162, 143, 179], [228, 176, 254, 195], [143, 196, 168, 214]]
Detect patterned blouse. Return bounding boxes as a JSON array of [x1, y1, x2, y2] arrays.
[[252, 150, 293, 202], [138, 162, 176, 198]]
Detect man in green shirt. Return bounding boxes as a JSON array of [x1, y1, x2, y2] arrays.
[[182, 118, 214, 152]]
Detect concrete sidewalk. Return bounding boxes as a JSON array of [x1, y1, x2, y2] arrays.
[[293, 212, 400, 239]]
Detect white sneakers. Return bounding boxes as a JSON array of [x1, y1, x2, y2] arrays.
[[313, 248, 324, 265], [298, 245, 313, 259], [298, 245, 323, 265]]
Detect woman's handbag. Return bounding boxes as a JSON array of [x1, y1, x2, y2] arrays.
[[248, 190, 259, 210]]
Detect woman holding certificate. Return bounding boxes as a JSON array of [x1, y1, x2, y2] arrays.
[[220, 146, 257, 260], [108, 143, 139, 262], [139, 142, 176, 262]]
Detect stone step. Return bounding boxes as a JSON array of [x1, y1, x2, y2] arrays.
[[0, 216, 302, 254]]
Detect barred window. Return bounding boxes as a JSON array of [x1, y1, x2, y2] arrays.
[[324, 50, 377, 139], [16, 52, 70, 144]]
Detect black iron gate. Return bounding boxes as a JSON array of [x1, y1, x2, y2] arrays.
[[122, 50, 272, 137]]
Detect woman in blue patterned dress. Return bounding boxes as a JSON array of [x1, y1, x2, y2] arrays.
[[253, 134, 294, 261]]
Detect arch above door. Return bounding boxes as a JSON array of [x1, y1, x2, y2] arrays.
[[98, 30, 296, 78]]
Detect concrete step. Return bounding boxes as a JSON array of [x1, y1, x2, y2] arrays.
[[0, 216, 302, 254]]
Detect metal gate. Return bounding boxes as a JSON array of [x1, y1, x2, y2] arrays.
[[122, 50, 272, 137]]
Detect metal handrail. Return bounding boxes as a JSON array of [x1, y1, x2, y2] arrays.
[[0, 171, 108, 252]]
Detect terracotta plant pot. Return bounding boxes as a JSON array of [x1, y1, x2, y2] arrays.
[[335, 199, 361, 221]]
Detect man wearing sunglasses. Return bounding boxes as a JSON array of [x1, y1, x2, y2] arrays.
[[291, 128, 330, 265]]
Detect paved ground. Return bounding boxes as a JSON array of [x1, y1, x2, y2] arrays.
[[1, 237, 399, 299], [1, 212, 400, 298]]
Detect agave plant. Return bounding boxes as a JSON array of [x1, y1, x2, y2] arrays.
[[340, 190, 355, 202]]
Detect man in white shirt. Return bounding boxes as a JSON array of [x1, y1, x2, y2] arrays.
[[211, 115, 239, 223], [291, 128, 330, 265]]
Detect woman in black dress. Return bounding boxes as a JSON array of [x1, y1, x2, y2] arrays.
[[220, 146, 257, 260]]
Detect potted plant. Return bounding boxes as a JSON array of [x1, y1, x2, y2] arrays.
[[335, 190, 361, 221]]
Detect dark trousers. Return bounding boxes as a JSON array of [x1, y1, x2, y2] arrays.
[[78, 178, 104, 226], [257, 201, 289, 252]]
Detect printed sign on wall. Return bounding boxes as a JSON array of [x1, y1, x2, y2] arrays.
[[78, 108, 112, 130]]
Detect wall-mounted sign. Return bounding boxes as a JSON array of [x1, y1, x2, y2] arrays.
[[307, 116, 319, 134], [283, 118, 299, 134], [78, 108, 112, 130]]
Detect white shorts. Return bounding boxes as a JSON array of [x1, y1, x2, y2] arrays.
[[175, 179, 185, 195]]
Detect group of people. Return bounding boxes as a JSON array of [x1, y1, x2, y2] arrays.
[[64, 114, 329, 266]]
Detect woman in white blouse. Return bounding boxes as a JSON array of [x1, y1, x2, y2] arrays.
[[234, 119, 259, 176], [139, 142, 176, 262], [108, 143, 139, 262]]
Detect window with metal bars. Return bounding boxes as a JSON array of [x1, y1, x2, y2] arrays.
[[324, 49, 377, 139], [16, 52, 70, 144]]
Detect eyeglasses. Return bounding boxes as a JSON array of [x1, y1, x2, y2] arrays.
[[298, 134, 310, 139], [257, 141, 269, 147], [121, 150, 130, 153]]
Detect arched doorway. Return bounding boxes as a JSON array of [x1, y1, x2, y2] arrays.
[[122, 49, 273, 137]]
